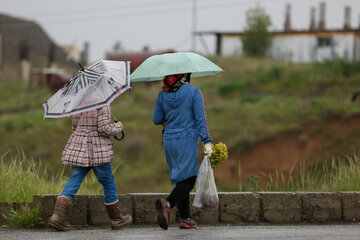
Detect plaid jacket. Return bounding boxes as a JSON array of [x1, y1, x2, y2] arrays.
[[61, 105, 122, 167]]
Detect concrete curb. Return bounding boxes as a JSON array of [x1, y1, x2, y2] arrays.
[[1, 192, 360, 227]]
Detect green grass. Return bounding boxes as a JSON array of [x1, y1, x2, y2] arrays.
[[240, 154, 360, 192], [0, 150, 104, 202], [3, 150, 360, 204], [0, 79, 50, 113], [197, 57, 360, 154], [2, 204, 44, 229], [1, 57, 360, 196]]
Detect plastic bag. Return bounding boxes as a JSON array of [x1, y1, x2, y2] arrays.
[[193, 156, 219, 208]]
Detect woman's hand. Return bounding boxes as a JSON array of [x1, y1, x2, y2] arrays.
[[204, 143, 213, 157]]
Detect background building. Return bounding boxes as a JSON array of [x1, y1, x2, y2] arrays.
[[0, 14, 78, 81], [196, 4, 360, 63]]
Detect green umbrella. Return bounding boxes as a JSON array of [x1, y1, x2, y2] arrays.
[[130, 52, 224, 82]]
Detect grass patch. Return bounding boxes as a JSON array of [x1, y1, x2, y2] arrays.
[[1, 57, 360, 196], [0, 78, 50, 113], [0, 150, 105, 202], [2, 204, 44, 229], [240, 154, 360, 192]]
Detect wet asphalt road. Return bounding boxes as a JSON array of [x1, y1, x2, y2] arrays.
[[1, 224, 360, 240]]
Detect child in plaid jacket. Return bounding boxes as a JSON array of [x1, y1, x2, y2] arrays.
[[48, 105, 132, 231]]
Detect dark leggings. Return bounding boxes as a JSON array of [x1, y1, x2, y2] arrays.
[[166, 176, 197, 219]]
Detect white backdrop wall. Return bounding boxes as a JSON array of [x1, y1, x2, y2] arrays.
[[221, 33, 359, 63]]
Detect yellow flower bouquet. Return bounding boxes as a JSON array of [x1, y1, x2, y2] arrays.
[[204, 142, 228, 168]]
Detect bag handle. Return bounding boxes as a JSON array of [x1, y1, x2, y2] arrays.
[[204, 156, 210, 168]]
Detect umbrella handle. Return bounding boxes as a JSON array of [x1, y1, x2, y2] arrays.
[[112, 115, 125, 141], [114, 131, 125, 141]]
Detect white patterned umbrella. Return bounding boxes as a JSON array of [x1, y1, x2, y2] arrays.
[[43, 60, 130, 118]]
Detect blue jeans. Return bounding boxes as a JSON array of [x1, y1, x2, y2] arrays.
[[61, 162, 118, 203]]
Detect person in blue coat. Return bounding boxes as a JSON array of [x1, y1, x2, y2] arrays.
[[153, 73, 213, 230]]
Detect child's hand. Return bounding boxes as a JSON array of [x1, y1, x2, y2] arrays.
[[117, 121, 124, 129]]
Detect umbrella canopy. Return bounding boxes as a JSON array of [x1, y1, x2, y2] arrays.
[[43, 60, 130, 118], [130, 52, 223, 82]]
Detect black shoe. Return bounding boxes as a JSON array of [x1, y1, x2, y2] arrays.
[[179, 218, 197, 229], [155, 198, 170, 230]]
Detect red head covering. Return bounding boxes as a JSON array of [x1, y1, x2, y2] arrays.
[[162, 74, 185, 92]]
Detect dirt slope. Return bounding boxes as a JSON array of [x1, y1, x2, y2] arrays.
[[214, 114, 360, 187]]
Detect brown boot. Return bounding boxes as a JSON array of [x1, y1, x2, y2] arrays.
[[48, 196, 71, 231], [105, 200, 132, 230]]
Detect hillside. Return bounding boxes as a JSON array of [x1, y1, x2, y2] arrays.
[[1, 57, 360, 193]]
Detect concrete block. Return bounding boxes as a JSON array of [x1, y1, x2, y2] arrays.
[[219, 192, 260, 223], [86, 194, 133, 226], [33, 194, 87, 227], [12, 202, 32, 211], [0, 202, 13, 226], [303, 192, 341, 223], [190, 193, 219, 224], [260, 192, 302, 223], [70, 195, 87, 227], [130, 193, 176, 225], [32, 194, 57, 227], [339, 192, 360, 222], [86, 195, 108, 226], [118, 194, 133, 217]]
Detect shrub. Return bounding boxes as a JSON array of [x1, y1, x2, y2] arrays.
[[242, 5, 272, 57], [240, 95, 262, 104], [2, 204, 44, 229], [4, 121, 14, 132], [217, 78, 249, 97], [269, 65, 283, 80]]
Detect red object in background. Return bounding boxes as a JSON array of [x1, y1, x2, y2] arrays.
[[45, 50, 175, 93], [30, 68, 72, 93], [47, 74, 71, 93], [107, 50, 176, 74]]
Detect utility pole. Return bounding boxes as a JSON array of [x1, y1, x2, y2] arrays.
[[192, 0, 197, 51], [0, 34, 2, 73]]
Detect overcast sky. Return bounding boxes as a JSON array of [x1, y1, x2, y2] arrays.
[[1, 0, 360, 62]]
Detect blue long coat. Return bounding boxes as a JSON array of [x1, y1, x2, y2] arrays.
[[153, 83, 212, 184]]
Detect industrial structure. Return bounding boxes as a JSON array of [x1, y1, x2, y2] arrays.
[[195, 3, 360, 63]]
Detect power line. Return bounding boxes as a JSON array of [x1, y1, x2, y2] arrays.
[[27, 0, 193, 18], [15, 0, 238, 18], [0, 0, 289, 27], [341, 0, 360, 5]]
